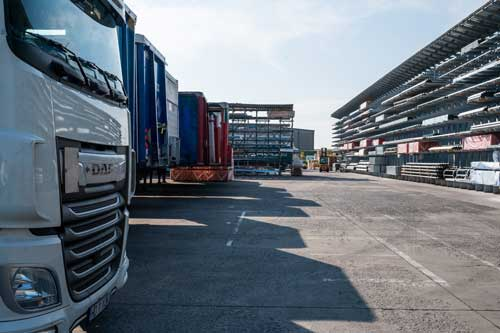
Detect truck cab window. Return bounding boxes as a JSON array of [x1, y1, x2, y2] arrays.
[[4, 0, 126, 104]]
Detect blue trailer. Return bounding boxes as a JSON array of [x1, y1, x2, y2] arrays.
[[178, 92, 209, 166], [119, 5, 137, 151], [135, 34, 168, 169]]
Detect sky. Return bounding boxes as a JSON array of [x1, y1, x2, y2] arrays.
[[126, 0, 487, 149]]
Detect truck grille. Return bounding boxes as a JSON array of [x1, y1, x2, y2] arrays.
[[61, 193, 126, 301]]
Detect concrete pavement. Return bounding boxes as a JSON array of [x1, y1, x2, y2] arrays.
[[89, 172, 500, 332]]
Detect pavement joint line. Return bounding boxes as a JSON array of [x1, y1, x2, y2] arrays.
[[315, 196, 450, 288], [383, 214, 500, 273], [369, 234, 449, 287], [110, 302, 500, 312], [225, 211, 246, 247], [322, 277, 435, 287], [283, 252, 398, 257], [379, 213, 500, 330], [318, 194, 500, 331]]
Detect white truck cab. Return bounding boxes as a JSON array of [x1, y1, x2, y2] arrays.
[[0, 0, 132, 332]]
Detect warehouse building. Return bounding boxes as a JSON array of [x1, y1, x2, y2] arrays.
[[331, 1, 500, 189], [293, 128, 315, 151]]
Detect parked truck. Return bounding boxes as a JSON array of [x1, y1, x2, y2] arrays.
[[0, 0, 132, 331]]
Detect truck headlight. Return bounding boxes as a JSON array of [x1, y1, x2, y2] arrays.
[[10, 268, 59, 310]]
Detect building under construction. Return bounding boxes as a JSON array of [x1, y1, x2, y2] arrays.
[[332, 1, 500, 191], [228, 103, 295, 170]]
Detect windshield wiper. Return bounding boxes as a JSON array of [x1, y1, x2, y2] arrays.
[[23, 30, 127, 106], [79, 59, 111, 97], [23, 30, 87, 87], [79, 59, 128, 106], [107, 74, 128, 105]]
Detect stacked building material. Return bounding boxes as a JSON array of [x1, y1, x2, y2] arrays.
[[346, 163, 358, 171], [397, 143, 409, 154], [376, 146, 385, 155], [346, 142, 359, 150], [401, 163, 449, 179], [368, 156, 385, 175], [463, 133, 500, 150], [386, 166, 401, 176], [384, 147, 397, 154], [467, 91, 500, 104], [330, 1, 500, 193], [470, 162, 500, 187], [408, 141, 438, 153], [355, 161, 370, 172], [360, 139, 372, 147], [428, 145, 462, 152]]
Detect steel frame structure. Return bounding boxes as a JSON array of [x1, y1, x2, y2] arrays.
[[332, 1, 500, 168], [228, 103, 295, 169]]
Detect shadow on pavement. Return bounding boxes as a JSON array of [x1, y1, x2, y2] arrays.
[[89, 179, 375, 332]]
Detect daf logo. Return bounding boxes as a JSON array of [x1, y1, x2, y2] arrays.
[[78, 152, 126, 186], [86, 163, 114, 176]]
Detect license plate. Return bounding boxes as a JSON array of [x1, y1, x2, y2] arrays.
[[88, 293, 111, 322]]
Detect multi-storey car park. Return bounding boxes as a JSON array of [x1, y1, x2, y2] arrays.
[[331, 1, 500, 192]]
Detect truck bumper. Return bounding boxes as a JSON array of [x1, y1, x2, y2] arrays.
[[0, 230, 129, 333]]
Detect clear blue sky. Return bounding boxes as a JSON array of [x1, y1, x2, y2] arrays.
[[126, 0, 487, 148]]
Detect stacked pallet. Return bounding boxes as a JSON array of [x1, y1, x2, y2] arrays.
[[401, 163, 449, 179]]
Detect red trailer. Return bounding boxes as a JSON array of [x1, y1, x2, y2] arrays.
[[171, 99, 233, 182]]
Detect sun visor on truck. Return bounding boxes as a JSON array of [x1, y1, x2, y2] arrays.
[[102, 0, 126, 24]]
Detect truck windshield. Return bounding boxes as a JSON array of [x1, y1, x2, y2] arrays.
[[5, 0, 123, 87]]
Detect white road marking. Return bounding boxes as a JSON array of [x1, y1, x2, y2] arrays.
[[384, 214, 500, 273], [226, 211, 247, 247], [372, 234, 449, 287]]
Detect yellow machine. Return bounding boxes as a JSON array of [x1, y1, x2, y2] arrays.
[[319, 148, 330, 172]]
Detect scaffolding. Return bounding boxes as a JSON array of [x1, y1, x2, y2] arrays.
[[228, 103, 295, 169]]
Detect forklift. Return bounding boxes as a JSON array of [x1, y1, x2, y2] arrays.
[[319, 148, 330, 172]]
